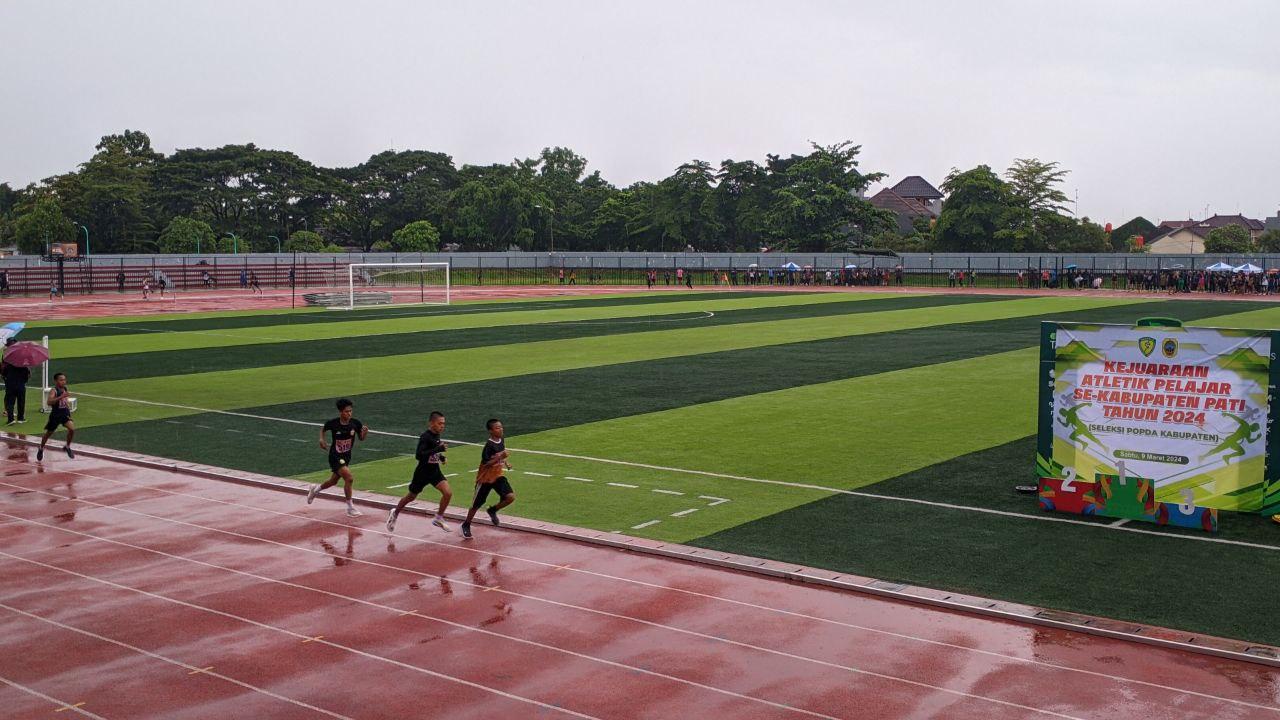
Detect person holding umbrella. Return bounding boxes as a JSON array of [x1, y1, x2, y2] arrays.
[[2, 338, 30, 425], [36, 372, 75, 461]]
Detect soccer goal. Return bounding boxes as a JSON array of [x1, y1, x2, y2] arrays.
[[333, 262, 451, 309]]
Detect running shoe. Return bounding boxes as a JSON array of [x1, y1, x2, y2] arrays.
[[346, 505, 362, 518], [36, 447, 43, 461], [64, 446, 75, 459], [306, 484, 320, 504], [487, 507, 500, 527], [431, 517, 450, 533], [461, 522, 472, 539], [386, 508, 398, 532]]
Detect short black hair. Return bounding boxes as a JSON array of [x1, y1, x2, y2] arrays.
[[53, 372, 66, 381], [486, 418, 501, 431], [429, 411, 444, 421], [336, 398, 353, 411]]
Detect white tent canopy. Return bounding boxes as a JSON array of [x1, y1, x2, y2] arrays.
[[782, 262, 800, 270], [1234, 263, 1263, 274], [1205, 262, 1235, 271]]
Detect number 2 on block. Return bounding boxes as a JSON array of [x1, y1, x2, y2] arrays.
[[1061, 466, 1077, 492]]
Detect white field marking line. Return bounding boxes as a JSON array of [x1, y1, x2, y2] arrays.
[[0, 549, 600, 720], [0, 674, 106, 720], [0, 516, 842, 720], [631, 520, 661, 530], [652, 488, 684, 495], [564, 476, 593, 482], [0, 603, 354, 720], [699, 495, 731, 505], [22, 465, 1279, 713], [387, 482, 411, 489], [671, 509, 699, 517], [606, 482, 638, 488], [0, 486, 1104, 720], [74, 392, 1280, 551], [522, 471, 551, 477], [1111, 519, 1130, 527], [444, 472, 458, 478], [543, 310, 716, 326]]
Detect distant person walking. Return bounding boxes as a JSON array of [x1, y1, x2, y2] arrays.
[[2, 339, 29, 425]]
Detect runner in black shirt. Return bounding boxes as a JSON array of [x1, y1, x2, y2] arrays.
[[306, 398, 368, 517], [36, 373, 75, 462], [386, 411, 453, 533], [461, 418, 516, 539]]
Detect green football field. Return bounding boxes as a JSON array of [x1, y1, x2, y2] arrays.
[[24, 289, 1280, 646]]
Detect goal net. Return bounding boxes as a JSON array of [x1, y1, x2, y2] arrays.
[[309, 262, 450, 309]]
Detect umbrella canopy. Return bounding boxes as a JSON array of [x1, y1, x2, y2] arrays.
[[0, 322, 23, 344], [1235, 263, 1263, 274], [1205, 262, 1235, 271], [747, 263, 759, 268], [1, 341, 48, 368], [782, 262, 800, 270], [1064, 264, 1078, 270], [844, 264, 858, 269]]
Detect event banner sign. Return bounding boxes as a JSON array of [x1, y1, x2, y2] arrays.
[[1036, 321, 1280, 519]]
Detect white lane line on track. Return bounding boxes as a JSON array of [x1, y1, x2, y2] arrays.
[[0, 520, 846, 720], [13, 463, 1274, 714], [69, 392, 1280, 553], [0, 674, 106, 719], [0, 547, 601, 720], [0, 603, 354, 720]]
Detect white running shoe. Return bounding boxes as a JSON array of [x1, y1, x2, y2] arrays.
[[306, 484, 320, 504], [431, 517, 450, 533], [346, 505, 362, 518], [386, 509, 398, 532]]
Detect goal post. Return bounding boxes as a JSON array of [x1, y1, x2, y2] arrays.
[[335, 262, 451, 309]]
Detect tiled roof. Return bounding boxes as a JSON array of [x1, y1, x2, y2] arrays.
[[869, 189, 934, 216], [889, 176, 943, 201]]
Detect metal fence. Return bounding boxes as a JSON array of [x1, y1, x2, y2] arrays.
[[2, 251, 1278, 296]]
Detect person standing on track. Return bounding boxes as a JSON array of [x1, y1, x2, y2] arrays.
[[2, 338, 30, 425], [249, 270, 262, 294], [460, 418, 516, 539], [306, 398, 369, 517], [387, 411, 453, 533], [36, 372, 75, 461]]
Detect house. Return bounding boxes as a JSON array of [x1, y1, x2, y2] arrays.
[[1145, 214, 1266, 253], [1266, 210, 1280, 232], [868, 176, 943, 235]]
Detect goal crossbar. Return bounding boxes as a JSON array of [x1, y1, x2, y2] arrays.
[[343, 262, 451, 310]]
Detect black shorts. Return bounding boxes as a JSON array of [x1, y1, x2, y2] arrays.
[[409, 469, 447, 494], [471, 476, 514, 508], [45, 414, 71, 433], [328, 453, 353, 473]]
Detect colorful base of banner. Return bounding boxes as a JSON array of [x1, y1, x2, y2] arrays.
[[1038, 473, 1219, 532]]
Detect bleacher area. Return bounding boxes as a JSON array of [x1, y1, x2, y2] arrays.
[[0, 259, 347, 295]]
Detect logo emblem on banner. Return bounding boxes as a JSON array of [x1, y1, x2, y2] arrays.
[[1139, 337, 1156, 357], [1162, 338, 1179, 358]]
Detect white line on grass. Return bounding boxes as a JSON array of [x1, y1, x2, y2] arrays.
[[71, 391, 1280, 552], [699, 496, 731, 505], [606, 482, 638, 488], [671, 509, 699, 517], [522, 471, 552, 477], [631, 520, 661, 530], [387, 482, 411, 489], [652, 489, 684, 495], [564, 476, 594, 482]]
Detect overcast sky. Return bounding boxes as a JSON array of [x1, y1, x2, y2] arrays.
[[2, 0, 1278, 224]]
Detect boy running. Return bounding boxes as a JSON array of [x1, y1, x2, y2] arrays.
[[386, 411, 453, 533], [36, 373, 75, 461], [306, 398, 369, 517], [461, 418, 515, 539]]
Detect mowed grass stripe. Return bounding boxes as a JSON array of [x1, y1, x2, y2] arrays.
[[71, 298, 1214, 479], [69, 295, 1138, 427], [51, 291, 883, 358], [58, 294, 1003, 383], [31, 290, 805, 339]]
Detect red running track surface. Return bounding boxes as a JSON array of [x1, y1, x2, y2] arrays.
[[1, 445, 1278, 719]]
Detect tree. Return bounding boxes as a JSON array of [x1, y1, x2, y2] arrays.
[[1002, 158, 1071, 251], [286, 230, 326, 253], [1257, 229, 1280, 253], [759, 141, 890, 252], [933, 166, 1017, 252], [1043, 216, 1109, 252], [390, 220, 440, 252], [1205, 224, 1253, 254], [1108, 216, 1156, 252], [12, 194, 74, 255], [157, 216, 215, 253]]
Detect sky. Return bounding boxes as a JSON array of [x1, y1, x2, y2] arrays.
[[2, 0, 1278, 225]]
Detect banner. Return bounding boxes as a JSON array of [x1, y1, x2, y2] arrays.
[[1037, 320, 1280, 516]]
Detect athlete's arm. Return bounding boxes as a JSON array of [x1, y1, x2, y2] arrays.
[[318, 426, 329, 450]]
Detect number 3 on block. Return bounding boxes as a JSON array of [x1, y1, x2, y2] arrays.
[[1179, 489, 1195, 515]]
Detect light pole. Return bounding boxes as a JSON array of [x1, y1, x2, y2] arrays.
[[534, 204, 555, 253], [224, 232, 239, 254], [268, 235, 281, 253]]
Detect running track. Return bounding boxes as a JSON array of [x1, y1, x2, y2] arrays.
[[1, 445, 1279, 718]]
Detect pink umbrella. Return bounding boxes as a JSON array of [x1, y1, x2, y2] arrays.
[[1, 341, 49, 368]]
